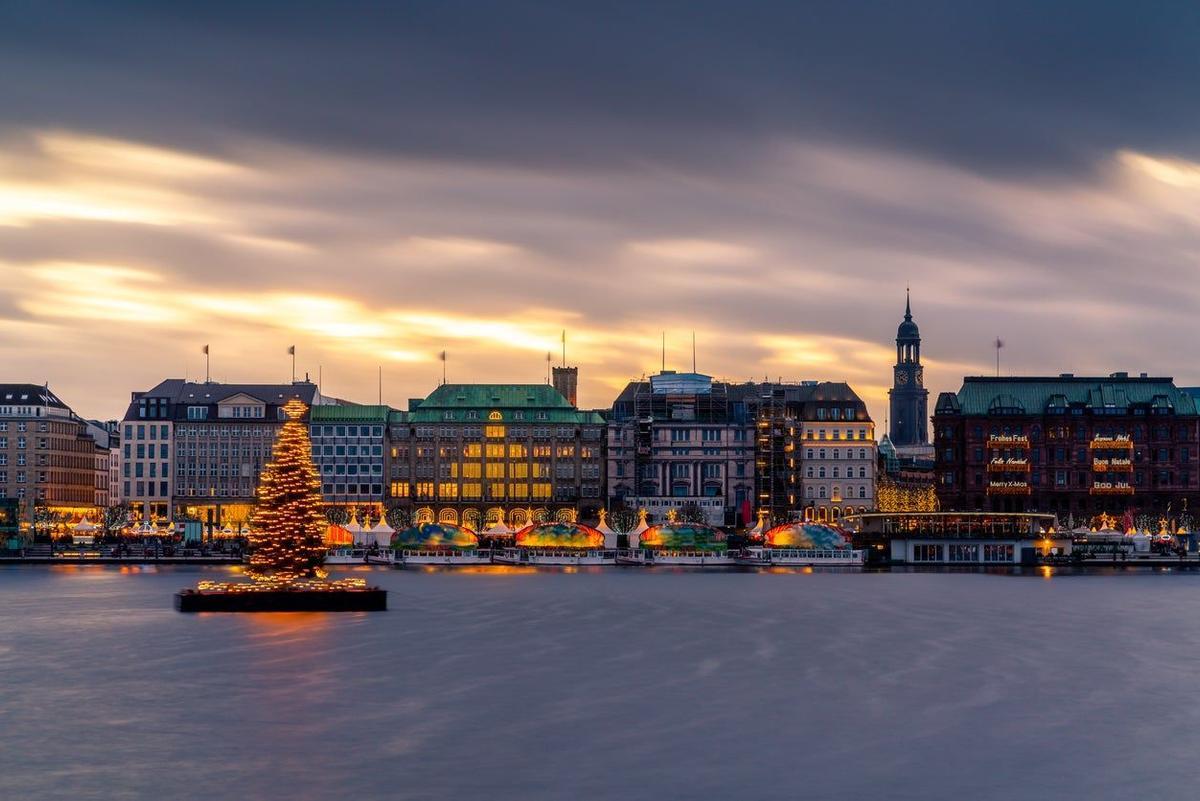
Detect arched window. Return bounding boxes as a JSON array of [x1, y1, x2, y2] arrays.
[[819, 486, 827, 498], [488, 410, 502, 421]]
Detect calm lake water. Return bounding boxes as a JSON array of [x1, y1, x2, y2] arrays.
[[1, 564, 1198, 801]]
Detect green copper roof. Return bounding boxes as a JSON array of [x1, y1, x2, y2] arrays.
[[309, 404, 392, 422], [948, 376, 1197, 416], [407, 383, 603, 424]]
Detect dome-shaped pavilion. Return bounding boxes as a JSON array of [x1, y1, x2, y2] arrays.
[[392, 522, 478, 550], [514, 521, 604, 549], [764, 523, 849, 549], [640, 522, 727, 551]]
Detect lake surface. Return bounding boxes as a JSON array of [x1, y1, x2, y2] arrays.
[[1, 564, 1197, 801]]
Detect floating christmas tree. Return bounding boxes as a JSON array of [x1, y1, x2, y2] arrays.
[[175, 398, 386, 612], [246, 398, 328, 583]]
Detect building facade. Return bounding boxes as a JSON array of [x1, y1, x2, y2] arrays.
[[888, 291, 929, 448], [309, 404, 389, 514], [0, 384, 107, 525], [606, 372, 755, 526], [387, 384, 604, 529], [934, 373, 1200, 516], [793, 383, 876, 522], [122, 380, 320, 528], [738, 381, 877, 524]]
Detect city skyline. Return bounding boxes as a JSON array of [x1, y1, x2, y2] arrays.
[[5, 3, 1200, 425]]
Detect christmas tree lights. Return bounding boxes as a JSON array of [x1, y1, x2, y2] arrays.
[[245, 398, 328, 583], [186, 398, 375, 599]]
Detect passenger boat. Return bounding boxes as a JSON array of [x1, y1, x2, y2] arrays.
[[736, 521, 865, 566], [397, 548, 494, 566], [735, 546, 865, 566], [365, 550, 399, 565], [492, 547, 615, 566], [626, 521, 734, 566], [324, 547, 369, 565], [491, 521, 615, 565], [615, 548, 736, 566]]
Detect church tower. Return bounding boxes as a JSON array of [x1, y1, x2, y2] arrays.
[[888, 289, 928, 446]]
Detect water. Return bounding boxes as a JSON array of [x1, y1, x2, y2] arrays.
[[1, 565, 1198, 801]]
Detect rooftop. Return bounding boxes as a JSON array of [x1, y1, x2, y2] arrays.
[[937, 374, 1196, 416]]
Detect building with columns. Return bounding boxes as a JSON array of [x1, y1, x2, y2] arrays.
[[606, 371, 755, 526]]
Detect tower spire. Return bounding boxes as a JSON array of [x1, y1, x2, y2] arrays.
[[905, 286, 912, 321]]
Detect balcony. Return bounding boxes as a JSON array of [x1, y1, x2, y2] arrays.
[[1089, 481, 1134, 495], [986, 458, 1030, 473], [1092, 458, 1133, 473]]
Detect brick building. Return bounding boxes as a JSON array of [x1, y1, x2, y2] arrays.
[[933, 373, 1199, 516], [0, 384, 107, 526]]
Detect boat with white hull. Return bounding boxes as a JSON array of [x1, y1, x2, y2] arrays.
[[736, 547, 865, 567], [616, 549, 736, 567], [397, 549, 494, 566], [324, 547, 369, 565], [493, 547, 615, 566]]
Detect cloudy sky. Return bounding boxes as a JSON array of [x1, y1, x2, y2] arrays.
[[3, 2, 1200, 424]]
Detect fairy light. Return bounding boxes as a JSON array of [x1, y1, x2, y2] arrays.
[[192, 398, 367, 594]]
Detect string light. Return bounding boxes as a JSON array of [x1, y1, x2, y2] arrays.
[[196, 398, 366, 593]]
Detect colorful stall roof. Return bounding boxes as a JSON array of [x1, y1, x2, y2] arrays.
[[391, 522, 479, 550], [514, 521, 604, 549], [324, 524, 353, 545], [640, 522, 727, 551], [764, 523, 848, 549]]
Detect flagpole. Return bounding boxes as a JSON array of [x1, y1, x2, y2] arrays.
[[204, 344, 210, 383]]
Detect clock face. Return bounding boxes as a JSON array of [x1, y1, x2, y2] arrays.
[[896, 370, 909, 386], [915, 368, 924, 387]]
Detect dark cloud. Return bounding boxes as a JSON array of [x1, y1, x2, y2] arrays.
[[2, 2, 1199, 176]]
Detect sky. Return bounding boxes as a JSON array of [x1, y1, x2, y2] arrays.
[[3, 1, 1200, 425]]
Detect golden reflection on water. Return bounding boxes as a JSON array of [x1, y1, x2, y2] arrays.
[[415, 565, 539, 575]]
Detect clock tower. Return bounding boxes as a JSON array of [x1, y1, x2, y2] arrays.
[[888, 289, 928, 446]]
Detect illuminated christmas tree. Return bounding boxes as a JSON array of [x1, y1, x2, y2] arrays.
[[246, 398, 328, 583]]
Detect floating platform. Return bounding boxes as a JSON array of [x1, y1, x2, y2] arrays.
[[175, 586, 387, 613]]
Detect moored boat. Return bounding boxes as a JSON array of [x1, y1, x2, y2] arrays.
[[735, 546, 865, 566], [629, 521, 733, 566], [493, 547, 615, 566], [389, 521, 490, 566], [616, 548, 735, 566], [400, 548, 494, 566], [324, 547, 369, 565], [736, 521, 865, 566], [495, 521, 615, 565]]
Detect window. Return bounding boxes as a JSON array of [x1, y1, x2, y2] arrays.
[[983, 544, 1014, 562], [948, 544, 979, 562], [913, 544, 942, 562]]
